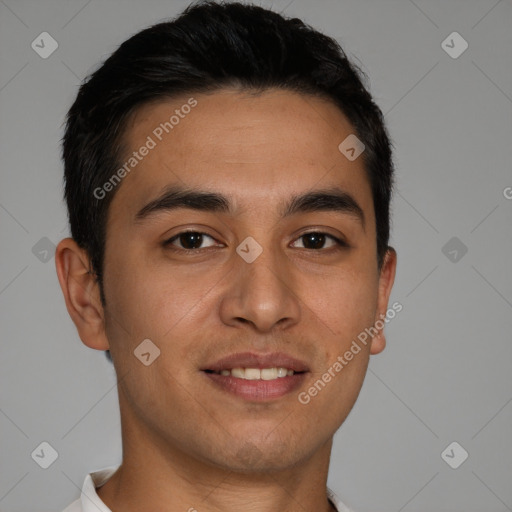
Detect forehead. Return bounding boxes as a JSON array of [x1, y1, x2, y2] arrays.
[[109, 88, 373, 223]]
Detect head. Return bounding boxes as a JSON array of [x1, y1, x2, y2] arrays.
[[56, 0, 396, 473]]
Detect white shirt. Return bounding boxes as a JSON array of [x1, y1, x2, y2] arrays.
[[62, 465, 356, 512]]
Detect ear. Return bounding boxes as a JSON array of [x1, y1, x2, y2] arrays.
[[55, 237, 109, 351], [370, 247, 397, 355]]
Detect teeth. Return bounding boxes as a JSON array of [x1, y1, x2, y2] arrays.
[[261, 368, 277, 380], [217, 367, 295, 380], [231, 368, 245, 378], [277, 367, 288, 378], [244, 368, 261, 380]]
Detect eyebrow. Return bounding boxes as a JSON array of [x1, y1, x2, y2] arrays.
[[134, 184, 365, 230]]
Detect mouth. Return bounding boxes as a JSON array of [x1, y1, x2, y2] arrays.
[[204, 367, 299, 379], [201, 352, 309, 401]]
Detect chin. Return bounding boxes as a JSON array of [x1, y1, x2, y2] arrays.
[[215, 451, 303, 475], [203, 432, 311, 475]]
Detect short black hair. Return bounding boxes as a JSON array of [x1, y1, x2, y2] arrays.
[[61, 0, 394, 361]]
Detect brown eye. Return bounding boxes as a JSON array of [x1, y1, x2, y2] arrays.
[[292, 232, 347, 250], [164, 231, 218, 251]]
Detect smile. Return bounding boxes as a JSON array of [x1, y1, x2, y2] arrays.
[[206, 367, 296, 380]]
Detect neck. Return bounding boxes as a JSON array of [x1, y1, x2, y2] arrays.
[[97, 399, 337, 512]]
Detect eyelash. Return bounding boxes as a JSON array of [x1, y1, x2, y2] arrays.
[[163, 230, 349, 254]]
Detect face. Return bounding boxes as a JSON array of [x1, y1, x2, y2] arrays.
[[94, 89, 396, 472]]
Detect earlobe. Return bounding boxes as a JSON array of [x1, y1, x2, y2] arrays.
[[371, 247, 398, 355], [55, 238, 109, 351], [370, 331, 386, 355]]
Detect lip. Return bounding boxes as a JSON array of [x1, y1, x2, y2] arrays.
[[201, 351, 310, 373], [203, 371, 307, 401], [201, 351, 309, 402]]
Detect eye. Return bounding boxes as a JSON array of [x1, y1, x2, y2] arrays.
[[164, 231, 220, 251], [291, 232, 348, 251], [163, 230, 348, 253]]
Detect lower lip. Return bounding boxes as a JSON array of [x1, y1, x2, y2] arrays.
[[203, 371, 307, 401]]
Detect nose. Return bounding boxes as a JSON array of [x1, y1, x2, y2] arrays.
[[219, 241, 301, 333]]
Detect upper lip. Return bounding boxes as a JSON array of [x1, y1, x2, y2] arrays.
[[202, 351, 310, 373]]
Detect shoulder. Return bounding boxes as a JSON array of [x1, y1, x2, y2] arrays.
[[59, 465, 118, 512], [327, 487, 357, 512], [61, 498, 82, 512]]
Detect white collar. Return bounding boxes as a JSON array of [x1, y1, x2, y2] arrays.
[[65, 465, 355, 512]]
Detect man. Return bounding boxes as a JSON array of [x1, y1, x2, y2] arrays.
[[56, 1, 397, 511]]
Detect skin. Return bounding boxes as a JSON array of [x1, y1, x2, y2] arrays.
[[56, 88, 396, 512]]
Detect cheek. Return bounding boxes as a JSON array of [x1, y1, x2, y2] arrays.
[[305, 264, 379, 344], [298, 269, 377, 420], [105, 251, 224, 343]]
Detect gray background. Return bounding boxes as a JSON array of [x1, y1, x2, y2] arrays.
[[1, 0, 511, 511]]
